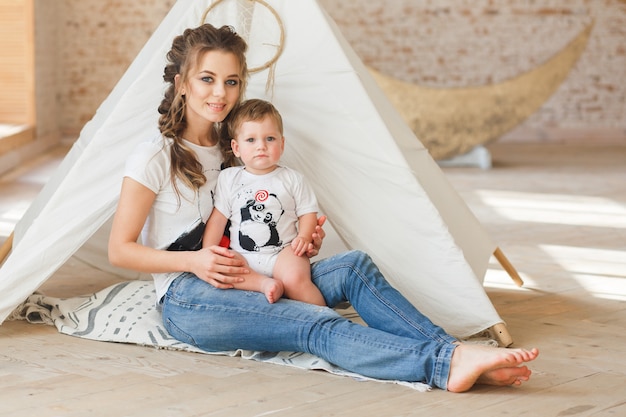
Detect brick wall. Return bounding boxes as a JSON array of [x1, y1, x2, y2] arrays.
[[54, 0, 175, 134], [34, 1, 59, 140], [37, 0, 626, 144], [319, 0, 626, 143]]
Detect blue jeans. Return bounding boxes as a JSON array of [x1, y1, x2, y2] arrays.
[[161, 250, 457, 389]]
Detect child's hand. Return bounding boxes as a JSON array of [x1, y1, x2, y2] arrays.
[[305, 215, 326, 258], [291, 236, 311, 257]]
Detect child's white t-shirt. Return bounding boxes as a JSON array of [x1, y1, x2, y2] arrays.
[[213, 166, 318, 255]]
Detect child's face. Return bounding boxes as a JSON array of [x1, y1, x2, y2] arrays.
[[231, 115, 285, 175]]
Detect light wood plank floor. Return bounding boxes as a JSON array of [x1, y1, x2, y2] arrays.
[[1, 143, 625, 416]]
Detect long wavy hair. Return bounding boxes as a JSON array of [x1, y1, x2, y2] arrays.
[[158, 24, 248, 195]]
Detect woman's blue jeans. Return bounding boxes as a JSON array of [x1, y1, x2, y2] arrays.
[[161, 250, 457, 389]]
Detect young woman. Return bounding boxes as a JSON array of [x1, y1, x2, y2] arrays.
[[108, 23, 538, 392]]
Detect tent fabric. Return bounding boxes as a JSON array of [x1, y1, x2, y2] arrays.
[[1, 0, 501, 338]]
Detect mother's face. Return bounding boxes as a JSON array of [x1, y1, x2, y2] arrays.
[[180, 50, 243, 126]]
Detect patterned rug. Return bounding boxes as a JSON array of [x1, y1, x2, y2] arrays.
[[10, 279, 431, 391]]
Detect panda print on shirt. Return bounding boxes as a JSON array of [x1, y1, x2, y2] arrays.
[[238, 189, 284, 252]]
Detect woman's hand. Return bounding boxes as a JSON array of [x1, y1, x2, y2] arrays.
[[305, 215, 327, 258], [189, 245, 249, 289]]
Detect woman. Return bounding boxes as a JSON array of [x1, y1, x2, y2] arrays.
[[108, 23, 538, 392]]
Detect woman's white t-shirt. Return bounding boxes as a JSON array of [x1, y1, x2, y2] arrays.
[[124, 136, 223, 301]]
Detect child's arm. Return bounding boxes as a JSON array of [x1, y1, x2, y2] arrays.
[[292, 212, 318, 256], [203, 208, 229, 248]]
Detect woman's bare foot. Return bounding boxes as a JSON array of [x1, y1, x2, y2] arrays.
[[477, 366, 532, 386], [447, 344, 539, 393], [261, 278, 284, 304]]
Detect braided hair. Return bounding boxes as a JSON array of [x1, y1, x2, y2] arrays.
[[158, 24, 248, 195]]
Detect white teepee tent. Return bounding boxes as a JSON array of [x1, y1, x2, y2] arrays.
[[0, 0, 508, 340]]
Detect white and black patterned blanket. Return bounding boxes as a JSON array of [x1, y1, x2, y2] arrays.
[[10, 280, 431, 391]]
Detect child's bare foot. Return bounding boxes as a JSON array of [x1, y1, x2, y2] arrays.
[[447, 344, 539, 393], [261, 278, 284, 304]]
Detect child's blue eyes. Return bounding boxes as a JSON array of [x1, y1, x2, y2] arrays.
[[245, 136, 276, 143]]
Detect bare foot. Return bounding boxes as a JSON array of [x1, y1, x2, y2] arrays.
[[447, 344, 539, 393], [261, 278, 284, 304], [478, 365, 532, 386]]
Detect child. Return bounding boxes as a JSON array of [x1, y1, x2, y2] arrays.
[[204, 99, 326, 305]]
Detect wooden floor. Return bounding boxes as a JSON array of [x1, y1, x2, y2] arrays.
[[1, 142, 625, 416]]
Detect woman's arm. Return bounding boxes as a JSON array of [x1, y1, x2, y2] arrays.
[[108, 177, 247, 288], [109, 177, 181, 273]]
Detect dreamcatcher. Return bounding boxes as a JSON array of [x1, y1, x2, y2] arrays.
[[201, 0, 285, 92]]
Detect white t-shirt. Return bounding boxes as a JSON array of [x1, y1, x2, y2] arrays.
[[124, 136, 223, 300], [213, 166, 318, 255]]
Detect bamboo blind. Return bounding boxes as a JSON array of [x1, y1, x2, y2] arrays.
[[0, 0, 35, 126]]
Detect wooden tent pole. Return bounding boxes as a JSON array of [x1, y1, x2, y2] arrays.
[[489, 323, 514, 347], [489, 248, 521, 347], [493, 247, 524, 287], [0, 232, 14, 266]]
